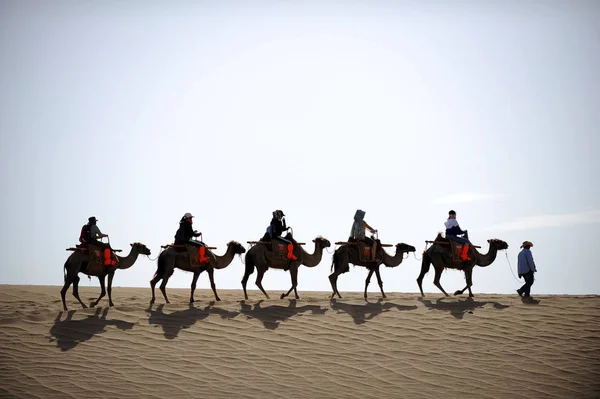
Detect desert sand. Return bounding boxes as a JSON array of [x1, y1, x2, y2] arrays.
[[1, 285, 599, 398]]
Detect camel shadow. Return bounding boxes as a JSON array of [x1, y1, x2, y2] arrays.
[[239, 299, 328, 330], [419, 297, 510, 319], [49, 307, 135, 351], [329, 298, 418, 325], [146, 302, 239, 339]]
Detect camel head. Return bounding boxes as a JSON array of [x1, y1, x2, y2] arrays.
[[396, 243, 416, 253], [130, 242, 152, 256], [227, 240, 247, 255], [313, 236, 331, 248], [487, 239, 509, 250]]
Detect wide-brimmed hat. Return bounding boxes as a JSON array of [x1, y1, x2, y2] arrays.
[[183, 212, 194, 219], [88, 216, 98, 222], [521, 241, 533, 248]]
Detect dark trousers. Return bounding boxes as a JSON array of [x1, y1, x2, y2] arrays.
[[518, 271, 535, 297]]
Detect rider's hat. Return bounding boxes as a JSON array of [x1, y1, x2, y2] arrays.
[[183, 212, 194, 219]]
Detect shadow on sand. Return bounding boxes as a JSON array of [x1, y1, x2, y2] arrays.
[[419, 297, 510, 319], [240, 299, 328, 330], [146, 302, 239, 339], [329, 298, 418, 325], [520, 296, 541, 305], [49, 307, 135, 351]]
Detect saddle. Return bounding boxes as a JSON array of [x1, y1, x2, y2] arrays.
[[186, 243, 212, 267], [271, 238, 290, 261], [357, 241, 373, 263], [448, 240, 465, 262], [87, 243, 119, 267]]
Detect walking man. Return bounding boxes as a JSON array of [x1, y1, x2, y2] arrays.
[[517, 241, 537, 298]]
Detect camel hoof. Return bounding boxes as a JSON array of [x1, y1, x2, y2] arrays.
[[469, 294, 474, 298], [109, 302, 114, 307], [190, 298, 195, 303], [280, 293, 286, 300], [215, 297, 221, 302], [382, 295, 387, 299], [453, 290, 462, 296]]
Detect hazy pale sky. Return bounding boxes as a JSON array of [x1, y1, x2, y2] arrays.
[[1, 0, 599, 296]]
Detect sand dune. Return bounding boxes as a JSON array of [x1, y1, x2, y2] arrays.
[[1, 285, 599, 398]]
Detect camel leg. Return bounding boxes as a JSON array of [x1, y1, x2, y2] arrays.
[[207, 268, 221, 302], [160, 274, 171, 304], [465, 268, 474, 297], [190, 270, 201, 303], [107, 272, 115, 307], [417, 254, 431, 297], [149, 273, 162, 305], [60, 278, 73, 311], [453, 269, 474, 297], [328, 270, 343, 299], [71, 275, 88, 309], [433, 267, 449, 297], [281, 267, 299, 300], [364, 268, 375, 299], [91, 276, 106, 308], [241, 265, 255, 301], [255, 268, 270, 300], [375, 266, 386, 299]]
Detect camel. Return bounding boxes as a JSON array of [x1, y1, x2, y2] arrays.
[[61, 242, 151, 311], [150, 241, 246, 304], [241, 236, 331, 300], [329, 242, 416, 299], [417, 233, 509, 297]]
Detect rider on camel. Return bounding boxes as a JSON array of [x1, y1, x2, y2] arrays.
[[80, 216, 116, 266], [350, 209, 379, 262], [445, 210, 471, 261], [174, 212, 209, 263], [268, 210, 297, 260]]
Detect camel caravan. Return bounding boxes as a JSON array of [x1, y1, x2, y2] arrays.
[[61, 209, 509, 310]]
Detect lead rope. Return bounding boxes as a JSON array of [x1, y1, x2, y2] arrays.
[[504, 250, 521, 282], [146, 252, 161, 262]]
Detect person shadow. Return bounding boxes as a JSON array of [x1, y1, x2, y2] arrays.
[[239, 299, 328, 330], [49, 307, 135, 351], [418, 297, 510, 319], [146, 302, 239, 339], [329, 298, 418, 325], [521, 296, 541, 305]]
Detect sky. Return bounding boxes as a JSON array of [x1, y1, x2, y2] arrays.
[[1, 0, 599, 296]]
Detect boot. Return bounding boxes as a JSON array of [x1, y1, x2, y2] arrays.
[[461, 245, 471, 261], [287, 243, 298, 261], [199, 246, 210, 264]]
